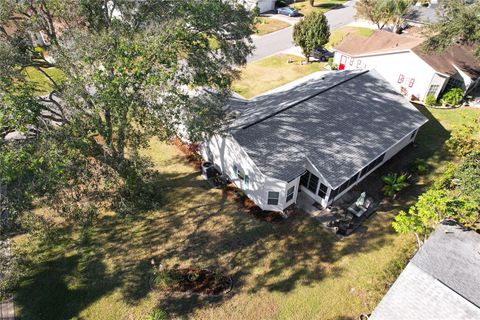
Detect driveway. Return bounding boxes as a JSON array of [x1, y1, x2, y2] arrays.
[[248, 1, 357, 62]]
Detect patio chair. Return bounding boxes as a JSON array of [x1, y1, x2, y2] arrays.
[[347, 196, 372, 218]]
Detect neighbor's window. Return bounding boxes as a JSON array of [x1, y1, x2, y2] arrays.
[[317, 183, 328, 198], [267, 191, 280, 205], [356, 60, 362, 68], [349, 58, 354, 66], [244, 175, 250, 186], [408, 78, 415, 88], [286, 186, 295, 202], [426, 84, 439, 96], [398, 74, 405, 84]]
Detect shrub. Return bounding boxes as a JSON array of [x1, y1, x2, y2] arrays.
[[153, 269, 183, 289], [381, 173, 409, 198], [455, 151, 480, 204], [146, 308, 168, 320], [327, 57, 338, 70], [293, 11, 330, 61], [410, 158, 429, 175], [424, 94, 437, 107], [445, 124, 479, 156], [440, 87, 464, 106]]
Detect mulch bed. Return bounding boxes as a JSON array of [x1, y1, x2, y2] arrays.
[[152, 268, 232, 296], [248, 206, 285, 222], [224, 184, 286, 222], [170, 138, 202, 170]]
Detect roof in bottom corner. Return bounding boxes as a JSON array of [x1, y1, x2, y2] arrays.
[[229, 70, 428, 186], [370, 221, 480, 320]]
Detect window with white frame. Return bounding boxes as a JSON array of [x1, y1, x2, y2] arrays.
[[300, 170, 320, 194], [398, 74, 405, 84], [317, 183, 328, 198], [426, 84, 439, 97], [286, 186, 295, 202], [356, 59, 362, 68], [408, 78, 415, 88], [267, 191, 280, 205]]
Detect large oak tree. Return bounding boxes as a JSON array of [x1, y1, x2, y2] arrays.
[[0, 0, 255, 229]]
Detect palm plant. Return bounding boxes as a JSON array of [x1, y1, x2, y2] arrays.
[[387, 0, 413, 33], [381, 173, 410, 198]]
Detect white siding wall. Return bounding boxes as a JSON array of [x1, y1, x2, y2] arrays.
[[243, 0, 275, 13], [283, 177, 300, 208], [428, 73, 449, 98], [257, 0, 275, 12], [333, 51, 448, 100], [202, 134, 289, 212]]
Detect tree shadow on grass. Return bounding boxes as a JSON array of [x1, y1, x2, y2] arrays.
[[16, 228, 120, 320], [15, 108, 452, 319]]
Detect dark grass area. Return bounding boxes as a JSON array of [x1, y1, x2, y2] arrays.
[[12, 106, 480, 319]]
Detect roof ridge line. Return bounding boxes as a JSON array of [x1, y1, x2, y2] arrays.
[[241, 70, 370, 130]]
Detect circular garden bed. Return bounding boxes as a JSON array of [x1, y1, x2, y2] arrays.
[[151, 267, 232, 296]]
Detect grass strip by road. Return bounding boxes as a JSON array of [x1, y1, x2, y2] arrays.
[[255, 17, 290, 36], [291, 0, 350, 14]]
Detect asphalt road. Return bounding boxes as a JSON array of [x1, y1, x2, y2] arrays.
[[248, 0, 357, 62]]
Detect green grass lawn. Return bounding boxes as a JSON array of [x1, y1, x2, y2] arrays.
[[12, 104, 480, 319], [24, 66, 65, 95], [232, 54, 326, 99], [255, 17, 290, 36], [326, 26, 375, 49], [290, 0, 350, 14]]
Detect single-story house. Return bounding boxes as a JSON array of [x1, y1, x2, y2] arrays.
[[243, 0, 276, 13], [332, 30, 480, 101], [201, 70, 428, 212], [370, 220, 480, 320]]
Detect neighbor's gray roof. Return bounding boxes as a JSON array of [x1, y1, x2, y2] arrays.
[[370, 221, 480, 320], [229, 70, 428, 186]]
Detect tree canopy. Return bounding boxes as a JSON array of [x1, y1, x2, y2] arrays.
[[393, 151, 480, 246], [0, 0, 255, 230], [423, 0, 480, 57], [355, 0, 413, 32], [293, 11, 330, 61]]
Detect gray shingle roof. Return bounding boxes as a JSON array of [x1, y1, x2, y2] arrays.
[[370, 221, 480, 320], [229, 70, 428, 186]]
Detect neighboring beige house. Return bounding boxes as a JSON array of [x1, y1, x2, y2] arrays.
[[332, 30, 480, 101], [201, 70, 427, 212]]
